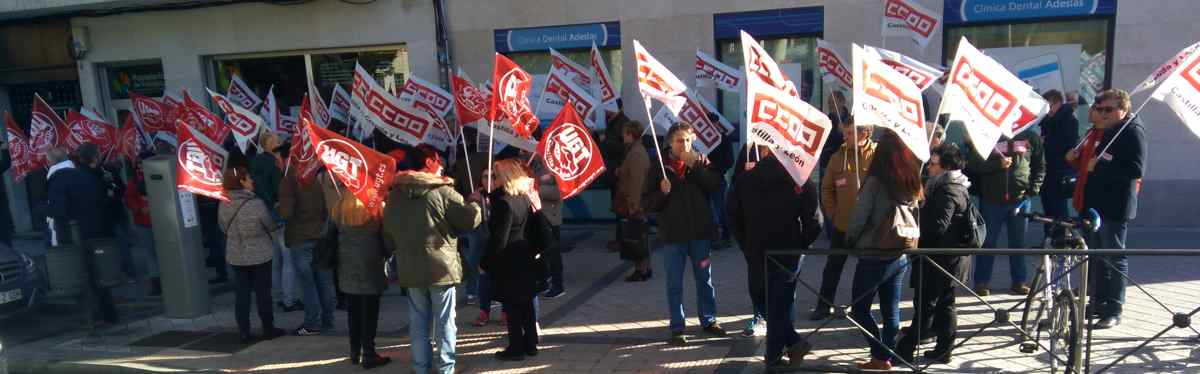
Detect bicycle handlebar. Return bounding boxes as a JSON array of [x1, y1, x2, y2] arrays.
[[1013, 201, 1102, 233]]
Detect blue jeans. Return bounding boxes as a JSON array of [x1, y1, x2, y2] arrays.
[[132, 225, 158, 278], [1087, 220, 1128, 318], [850, 256, 908, 362], [291, 241, 336, 329], [463, 226, 488, 297], [765, 254, 805, 364], [975, 200, 1029, 286], [407, 286, 457, 374], [661, 240, 717, 332], [272, 233, 297, 305]]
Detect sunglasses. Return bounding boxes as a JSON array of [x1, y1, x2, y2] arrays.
[[1091, 105, 1119, 114]]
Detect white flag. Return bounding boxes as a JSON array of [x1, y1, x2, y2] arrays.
[[882, 0, 940, 50], [634, 40, 688, 111], [853, 44, 929, 161], [591, 42, 619, 109], [1134, 42, 1200, 96], [940, 38, 1040, 158], [816, 39, 852, 89], [227, 74, 262, 110], [1151, 44, 1200, 139], [350, 63, 434, 146], [329, 84, 352, 124], [550, 48, 592, 88], [208, 88, 265, 153], [861, 44, 945, 91], [260, 86, 280, 134], [695, 50, 744, 92], [536, 69, 601, 129], [308, 82, 332, 128]]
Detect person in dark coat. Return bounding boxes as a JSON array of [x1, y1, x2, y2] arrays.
[[897, 144, 972, 364], [332, 192, 392, 369], [482, 159, 541, 361], [45, 146, 117, 326], [705, 113, 735, 250], [1038, 90, 1080, 235], [1067, 89, 1147, 330], [726, 145, 822, 367]]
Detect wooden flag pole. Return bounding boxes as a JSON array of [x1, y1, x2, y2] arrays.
[[642, 99, 669, 181]]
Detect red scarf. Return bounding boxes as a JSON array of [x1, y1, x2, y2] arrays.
[[668, 159, 686, 177], [1072, 128, 1104, 212]]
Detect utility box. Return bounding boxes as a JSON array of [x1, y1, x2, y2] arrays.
[[142, 156, 210, 318]]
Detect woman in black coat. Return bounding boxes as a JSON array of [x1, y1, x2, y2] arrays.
[[482, 159, 540, 361], [898, 144, 972, 364]]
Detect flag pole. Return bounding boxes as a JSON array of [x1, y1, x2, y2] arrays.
[[642, 99, 669, 181], [486, 119, 496, 194], [459, 125, 474, 191], [1091, 95, 1152, 157]]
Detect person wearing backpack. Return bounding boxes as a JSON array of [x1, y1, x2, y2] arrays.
[[897, 144, 973, 364], [845, 132, 922, 370]]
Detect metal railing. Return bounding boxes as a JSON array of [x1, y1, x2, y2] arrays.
[[764, 247, 1200, 374]]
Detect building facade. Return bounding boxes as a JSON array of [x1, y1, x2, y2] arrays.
[[1, 0, 1197, 227]]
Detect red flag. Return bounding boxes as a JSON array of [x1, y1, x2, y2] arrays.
[[306, 121, 397, 217], [29, 94, 69, 165], [116, 115, 144, 163], [209, 88, 264, 151], [65, 110, 118, 157], [451, 71, 488, 125], [5, 111, 39, 181], [130, 92, 172, 135], [178, 92, 227, 144], [288, 111, 324, 185], [175, 119, 229, 201], [536, 105, 605, 200], [489, 53, 537, 139]]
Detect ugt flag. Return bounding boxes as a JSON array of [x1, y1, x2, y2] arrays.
[[5, 111, 39, 181], [307, 121, 397, 217], [882, 0, 940, 50], [451, 70, 489, 125], [175, 119, 229, 201], [740, 31, 832, 187], [130, 92, 172, 135], [695, 49, 744, 92], [536, 104, 605, 200], [29, 94, 69, 166], [288, 113, 324, 186], [1151, 41, 1200, 139], [853, 44, 929, 161], [65, 110, 118, 156], [489, 54, 537, 139], [941, 37, 1041, 158]]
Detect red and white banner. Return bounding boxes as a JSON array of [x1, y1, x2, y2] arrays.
[[634, 40, 688, 111], [1151, 42, 1200, 139], [306, 121, 397, 217], [175, 119, 229, 201], [177, 92, 225, 143], [351, 63, 434, 146], [551, 48, 592, 88], [941, 38, 1041, 158], [451, 70, 488, 125], [280, 114, 298, 136], [590, 42, 619, 110], [741, 32, 832, 186], [288, 113, 324, 185], [116, 115, 145, 163], [65, 110, 118, 156], [650, 90, 731, 155], [489, 53, 538, 139], [536, 69, 601, 129], [1009, 90, 1050, 136], [29, 94, 69, 165], [209, 88, 264, 152], [329, 84, 352, 125], [260, 86, 281, 134], [400, 76, 454, 118], [817, 39, 853, 89], [227, 74, 262, 110], [161, 92, 183, 134], [695, 49, 744, 92], [853, 44, 930, 161], [882, 0, 940, 50], [5, 111, 38, 181], [308, 82, 332, 128], [861, 45, 945, 91], [130, 92, 172, 135], [1135, 42, 1200, 96], [536, 104, 604, 200]]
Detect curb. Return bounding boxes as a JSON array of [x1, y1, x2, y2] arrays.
[[7, 358, 220, 374]]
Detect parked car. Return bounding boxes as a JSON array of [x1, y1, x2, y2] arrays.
[[0, 243, 45, 320]]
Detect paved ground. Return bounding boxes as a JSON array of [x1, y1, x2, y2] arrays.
[[3, 224, 1200, 373]]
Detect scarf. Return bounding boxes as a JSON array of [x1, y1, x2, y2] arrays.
[[1072, 128, 1104, 212], [668, 159, 686, 178]]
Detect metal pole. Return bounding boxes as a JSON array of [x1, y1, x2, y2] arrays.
[[1074, 256, 1089, 372], [642, 99, 669, 181]]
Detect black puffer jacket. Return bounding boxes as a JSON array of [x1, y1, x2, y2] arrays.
[[916, 169, 972, 284], [726, 155, 822, 254]]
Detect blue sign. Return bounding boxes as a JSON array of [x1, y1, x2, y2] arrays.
[[945, 0, 1116, 25], [495, 22, 620, 53], [713, 7, 823, 40]]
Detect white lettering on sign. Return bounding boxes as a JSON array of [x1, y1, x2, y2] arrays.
[[951, 58, 1019, 127], [317, 139, 368, 191]]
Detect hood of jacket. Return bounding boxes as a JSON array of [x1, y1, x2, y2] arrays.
[[926, 169, 970, 193], [394, 171, 455, 199]]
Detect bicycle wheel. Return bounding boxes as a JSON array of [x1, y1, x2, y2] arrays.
[[1051, 289, 1079, 374], [1020, 264, 1047, 337]]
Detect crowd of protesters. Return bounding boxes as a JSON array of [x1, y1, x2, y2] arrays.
[[18, 85, 1146, 371]]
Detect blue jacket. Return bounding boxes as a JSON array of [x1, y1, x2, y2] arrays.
[[1040, 105, 1081, 177]]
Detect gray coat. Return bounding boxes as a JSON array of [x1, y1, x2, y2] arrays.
[[335, 220, 389, 295], [219, 190, 275, 266]]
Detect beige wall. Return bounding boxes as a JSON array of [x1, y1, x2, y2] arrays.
[[70, 0, 438, 113]]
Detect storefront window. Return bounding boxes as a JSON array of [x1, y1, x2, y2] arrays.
[[212, 55, 306, 114], [312, 48, 409, 100], [717, 36, 822, 132], [106, 62, 164, 99]]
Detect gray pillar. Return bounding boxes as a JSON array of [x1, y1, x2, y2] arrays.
[[142, 156, 210, 318]]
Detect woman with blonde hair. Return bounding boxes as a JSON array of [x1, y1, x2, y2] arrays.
[[331, 193, 391, 369], [482, 158, 541, 361]]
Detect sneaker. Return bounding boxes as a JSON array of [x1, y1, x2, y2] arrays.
[[702, 323, 728, 337], [740, 317, 763, 338], [543, 287, 566, 299], [1011, 283, 1030, 296], [472, 311, 490, 327], [668, 331, 687, 346], [466, 294, 478, 305], [856, 358, 893, 370], [294, 326, 322, 336], [974, 285, 991, 297]]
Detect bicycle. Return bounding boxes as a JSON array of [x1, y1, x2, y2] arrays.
[[1015, 202, 1101, 374]]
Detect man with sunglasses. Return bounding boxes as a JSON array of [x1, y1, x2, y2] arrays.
[[1066, 89, 1147, 330]]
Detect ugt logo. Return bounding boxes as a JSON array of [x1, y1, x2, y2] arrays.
[[317, 139, 367, 191], [29, 112, 58, 151], [544, 123, 594, 181], [457, 84, 488, 116], [179, 139, 224, 185], [498, 69, 532, 118]]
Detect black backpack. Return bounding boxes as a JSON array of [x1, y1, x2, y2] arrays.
[[958, 198, 987, 248]]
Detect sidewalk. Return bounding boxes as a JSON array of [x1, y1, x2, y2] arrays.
[[5, 224, 1200, 373]]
